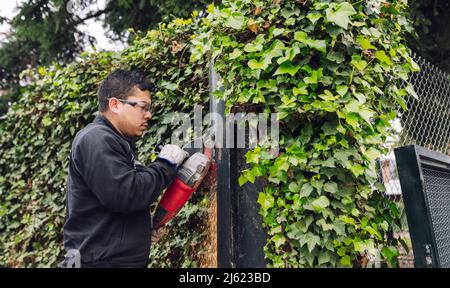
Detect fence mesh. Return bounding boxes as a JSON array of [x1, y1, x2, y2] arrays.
[[377, 54, 450, 268]]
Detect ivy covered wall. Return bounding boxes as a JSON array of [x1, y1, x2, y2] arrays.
[[199, 0, 418, 267]]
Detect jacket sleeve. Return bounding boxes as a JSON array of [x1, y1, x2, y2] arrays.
[[73, 131, 177, 214]]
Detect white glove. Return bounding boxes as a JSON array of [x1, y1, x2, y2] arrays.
[[157, 144, 189, 166]]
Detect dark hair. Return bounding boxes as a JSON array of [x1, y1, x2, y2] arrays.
[[97, 69, 153, 112]]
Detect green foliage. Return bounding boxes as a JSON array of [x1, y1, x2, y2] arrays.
[[200, 0, 418, 267], [0, 0, 91, 90], [0, 15, 210, 267], [104, 0, 214, 41], [1, 0, 421, 268], [0, 0, 212, 113]]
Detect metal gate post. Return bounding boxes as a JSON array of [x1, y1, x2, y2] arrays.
[[209, 63, 267, 268], [209, 63, 235, 268]]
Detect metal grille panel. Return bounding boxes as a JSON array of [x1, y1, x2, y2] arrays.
[[422, 167, 450, 267]]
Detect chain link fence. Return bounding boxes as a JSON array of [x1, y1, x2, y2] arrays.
[[377, 54, 450, 268]]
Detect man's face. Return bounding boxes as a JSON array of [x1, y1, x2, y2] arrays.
[[112, 88, 152, 137]]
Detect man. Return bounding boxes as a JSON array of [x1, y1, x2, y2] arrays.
[[61, 69, 188, 268]]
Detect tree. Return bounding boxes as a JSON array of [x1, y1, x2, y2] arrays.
[[0, 0, 212, 114], [103, 0, 212, 41], [408, 0, 450, 73], [0, 0, 91, 114]]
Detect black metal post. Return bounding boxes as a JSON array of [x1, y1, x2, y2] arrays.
[[209, 63, 267, 268], [210, 63, 235, 268]]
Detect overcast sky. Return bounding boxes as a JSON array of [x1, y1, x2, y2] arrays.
[[0, 0, 121, 51]]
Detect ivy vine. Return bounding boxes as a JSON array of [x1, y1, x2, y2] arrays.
[[191, 0, 418, 267]]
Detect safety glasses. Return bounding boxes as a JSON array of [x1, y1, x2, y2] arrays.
[[108, 98, 152, 114]]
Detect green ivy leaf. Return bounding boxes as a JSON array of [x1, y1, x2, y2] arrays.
[[347, 162, 365, 177], [274, 61, 301, 76], [248, 58, 269, 70], [353, 237, 365, 253], [293, 85, 308, 96], [308, 39, 327, 54], [408, 58, 421, 72], [405, 83, 419, 100], [340, 216, 356, 226], [304, 70, 319, 84], [287, 216, 314, 238], [288, 182, 300, 193], [244, 34, 265, 52], [280, 7, 300, 19], [324, 181, 338, 194], [351, 55, 367, 71], [273, 28, 285, 36], [318, 90, 338, 101], [357, 36, 376, 50], [321, 121, 338, 135], [334, 149, 353, 164], [257, 192, 275, 211], [325, 2, 357, 29], [322, 157, 336, 168], [229, 48, 242, 59], [364, 147, 381, 160], [225, 12, 246, 30], [317, 218, 334, 231], [340, 255, 351, 267], [272, 234, 286, 248], [311, 196, 330, 211], [238, 175, 248, 186], [389, 202, 400, 218], [344, 113, 359, 129], [333, 221, 346, 236], [381, 246, 399, 266], [364, 226, 383, 240], [38, 66, 46, 76], [307, 12, 322, 25], [358, 107, 375, 126], [305, 233, 321, 252], [42, 116, 52, 127], [294, 31, 308, 42], [318, 250, 331, 265], [295, 31, 327, 53], [375, 50, 392, 65], [300, 183, 314, 198], [336, 85, 349, 96]]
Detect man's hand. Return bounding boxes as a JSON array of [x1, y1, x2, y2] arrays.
[[157, 144, 189, 167], [151, 226, 168, 244]]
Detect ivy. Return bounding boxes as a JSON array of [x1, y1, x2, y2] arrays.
[[0, 0, 419, 268], [0, 14, 211, 267], [201, 0, 418, 267]]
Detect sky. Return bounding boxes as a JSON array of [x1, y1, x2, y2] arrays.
[[0, 0, 121, 51]]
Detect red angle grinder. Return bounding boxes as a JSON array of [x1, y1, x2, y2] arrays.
[[152, 145, 212, 229]]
